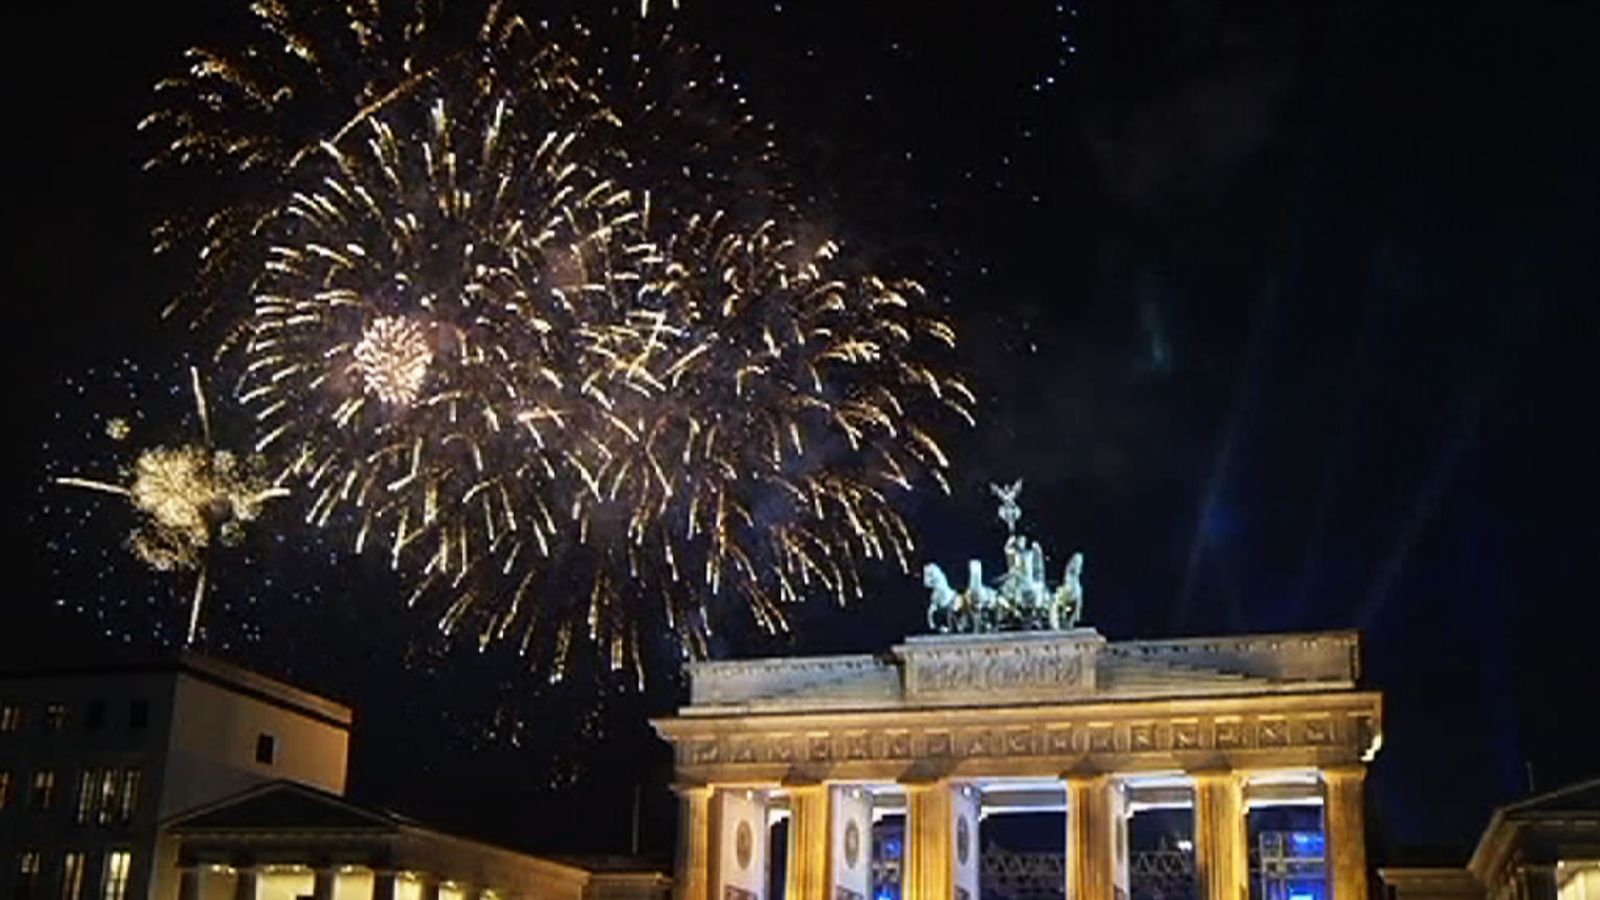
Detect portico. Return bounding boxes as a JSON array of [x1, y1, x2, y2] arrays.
[[652, 629, 1382, 900]]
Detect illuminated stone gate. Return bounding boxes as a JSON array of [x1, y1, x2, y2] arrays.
[[651, 629, 1381, 900]]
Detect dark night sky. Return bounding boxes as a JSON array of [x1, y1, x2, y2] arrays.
[[7, 0, 1599, 869]]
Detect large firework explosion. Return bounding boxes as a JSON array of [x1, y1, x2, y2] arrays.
[[119, 0, 972, 680]]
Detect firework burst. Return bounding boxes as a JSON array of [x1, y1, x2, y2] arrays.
[[133, 0, 975, 682], [54, 368, 288, 643]]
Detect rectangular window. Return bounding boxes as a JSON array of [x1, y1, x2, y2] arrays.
[[127, 702, 147, 732], [117, 770, 140, 824], [0, 704, 20, 733], [95, 772, 120, 826], [61, 854, 85, 900], [17, 850, 42, 900], [99, 853, 129, 900], [74, 772, 99, 825], [0, 771, 11, 810], [42, 705, 67, 734], [31, 771, 56, 812], [254, 733, 276, 765], [84, 702, 106, 732]]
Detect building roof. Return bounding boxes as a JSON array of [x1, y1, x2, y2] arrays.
[[167, 781, 666, 883], [1468, 776, 1600, 878], [167, 781, 407, 832], [0, 649, 353, 728]]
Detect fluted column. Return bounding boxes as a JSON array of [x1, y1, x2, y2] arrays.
[[233, 868, 259, 900], [1193, 771, 1248, 900], [372, 871, 397, 900], [417, 874, 440, 900], [1323, 766, 1368, 900], [1065, 775, 1113, 900], [675, 786, 714, 900], [313, 868, 337, 900], [786, 785, 832, 900], [904, 781, 954, 900], [178, 868, 201, 900], [1518, 864, 1558, 900]]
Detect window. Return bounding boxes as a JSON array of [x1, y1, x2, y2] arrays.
[[0, 704, 20, 733], [99, 852, 129, 900], [84, 702, 106, 732], [126, 702, 147, 732], [42, 705, 67, 734], [0, 771, 11, 810], [116, 770, 140, 824], [254, 733, 277, 765], [16, 850, 42, 900], [61, 854, 86, 900], [74, 772, 99, 825], [31, 772, 56, 812], [95, 773, 120, 827]]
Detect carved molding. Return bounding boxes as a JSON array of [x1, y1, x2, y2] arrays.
[[666, 698, 1382, 775]]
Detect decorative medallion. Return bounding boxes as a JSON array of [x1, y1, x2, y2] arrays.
[[956, 814, 971, 865], [735, 820, 754, 870], [844, 819, 862, 868]]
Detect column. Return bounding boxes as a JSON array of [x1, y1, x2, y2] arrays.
[[178, 868, 201, 900], [1323, 766, 1368, 900], [675, 786, 714, 900], [314, 868, 338, 900], [708, 790, 769, 900], [372, 871, 397, 900], [1193, 771, 1248, 900], [1065, 775, 1114, 900], [234, 868, 259, 900], [786, 785, 832, 900], [904, 781, 954, 900], [1518, 864, 1558, 900], [418, 875, 440, 900]]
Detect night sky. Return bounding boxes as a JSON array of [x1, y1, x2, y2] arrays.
[[9, 0, 1599, 869]]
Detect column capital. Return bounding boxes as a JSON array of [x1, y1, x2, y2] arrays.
[[1321, 764, 1367, 782]]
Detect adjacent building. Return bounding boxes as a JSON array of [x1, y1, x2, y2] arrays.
[[3, 652, 670, 900], [0, 652, 354, 900], [1381, 778, 1600, 900]]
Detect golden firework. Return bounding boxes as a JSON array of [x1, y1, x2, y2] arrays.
[[354, 316, 434, 406]]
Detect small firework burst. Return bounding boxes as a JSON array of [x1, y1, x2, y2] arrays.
[[354, 316, 435, 407]]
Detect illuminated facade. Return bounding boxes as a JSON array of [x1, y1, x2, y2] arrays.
[[0, 652, 353, 900], [164, 781, 671, 900], [1381, 778, 1600, 900], [652, 629, 1383, 900]]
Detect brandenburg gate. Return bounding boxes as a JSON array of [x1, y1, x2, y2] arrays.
[[651, 485, 1383, 900]]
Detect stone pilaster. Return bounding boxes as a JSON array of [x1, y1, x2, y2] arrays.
[[1193, 771, 1248, 900], [786, 785, 832, 900], [904, 781, 954, 900], [1323, 766, 1368, 900], [676, 787, 714, 900]]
